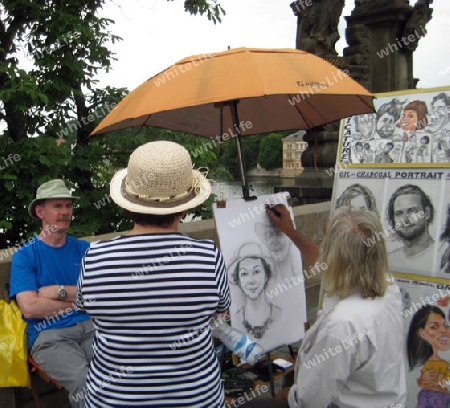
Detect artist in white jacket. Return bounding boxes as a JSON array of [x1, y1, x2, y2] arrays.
[[241, 205, 407, 408]]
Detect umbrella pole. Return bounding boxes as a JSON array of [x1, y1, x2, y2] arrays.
[[230, 101, 255, 201]]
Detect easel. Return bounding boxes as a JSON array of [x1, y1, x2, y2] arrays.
[[215, 188, 308, 398]]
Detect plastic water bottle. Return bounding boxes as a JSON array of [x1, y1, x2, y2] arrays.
[[212, 317, 264, 365]]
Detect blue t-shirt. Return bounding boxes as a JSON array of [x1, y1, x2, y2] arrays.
[[9, 235, 91, 349]]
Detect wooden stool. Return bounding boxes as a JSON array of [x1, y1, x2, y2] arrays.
[[28, 355, 63, 408]]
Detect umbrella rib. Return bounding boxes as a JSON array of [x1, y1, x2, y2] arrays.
[[289, 95, 320, 129]]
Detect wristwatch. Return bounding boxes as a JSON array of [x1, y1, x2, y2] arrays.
[[57, 285, 67, 300]]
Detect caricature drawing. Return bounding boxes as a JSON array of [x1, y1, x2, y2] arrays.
[[374, 98, 405, 140], [375, 142, 394, 163], [440, 205, 450, 274], [417, 136, 430, 163], [426, 93, 450, 134], [407, 305, 450, 407], [397, 100, 428, 142], [363, 142, 375, 163], [351, 141, 365, 163], [354, 113, 375, 140]]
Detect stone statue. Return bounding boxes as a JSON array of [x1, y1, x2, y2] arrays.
[[291, 0, 345, 57], [403, 0, 433, 52]]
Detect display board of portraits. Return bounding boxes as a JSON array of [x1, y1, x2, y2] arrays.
[[332, 168, 449, 277], [338, 86, 450, 167], [212, 192, 307, 353], [335, 86, 450, 277], [335, 86, 450, 406]]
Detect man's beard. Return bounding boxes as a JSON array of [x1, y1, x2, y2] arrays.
[[395, 223, 426, 241]]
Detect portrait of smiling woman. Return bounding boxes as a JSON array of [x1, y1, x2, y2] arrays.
[[228, 243, 282, 349]]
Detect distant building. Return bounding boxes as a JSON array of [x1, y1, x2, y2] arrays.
[[281, 131, 307, 178]]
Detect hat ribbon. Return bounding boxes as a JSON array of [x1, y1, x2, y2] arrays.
[[126, 168, 208, 203]]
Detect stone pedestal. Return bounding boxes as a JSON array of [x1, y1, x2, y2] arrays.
[[345, 0, 432, 93], [301, 123, 340, 170]]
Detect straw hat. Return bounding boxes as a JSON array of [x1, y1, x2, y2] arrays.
[[110, 141, 211, 215], [29, 179, 79, 220]]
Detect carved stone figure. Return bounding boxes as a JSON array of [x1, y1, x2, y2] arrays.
[[403, 0, 433, 52], [291, 0, 345, 57]]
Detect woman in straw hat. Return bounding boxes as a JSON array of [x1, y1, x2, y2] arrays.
[[76, 141, 230, 407]]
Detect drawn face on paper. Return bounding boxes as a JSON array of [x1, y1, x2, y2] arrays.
[[355, 114, 374, 139], [419, 313, 450, 352], [399, 109, 418, 132], [376, 112, 396, 138], [263, 225, 291, 263], [384, 143, 393, 153], [399, 288, 411, 312], [393, 194, 429, 241], [432, 99, 449, 121], [238, 258, 267, 299], [349, 194, 369, 211]]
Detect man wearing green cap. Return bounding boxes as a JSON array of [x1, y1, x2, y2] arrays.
[[9, 179, 93, 408]]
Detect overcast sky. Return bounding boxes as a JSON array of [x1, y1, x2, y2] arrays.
[[97, 0, 450, 92]]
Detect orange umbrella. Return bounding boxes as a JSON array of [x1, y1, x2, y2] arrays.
[[92, 47, 374, 198]]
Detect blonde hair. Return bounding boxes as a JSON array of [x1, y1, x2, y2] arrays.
[[320, 206, 389, 299]]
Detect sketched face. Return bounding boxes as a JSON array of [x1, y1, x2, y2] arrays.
[[238, 258, 267, 299], [263, 226, 290, 262], [393, 194, 429, 240], [399, 109, 418, 132], [432, 99, 448, 121], [376, 112, 396, 138], [349, 195, 369, 211], [400, 288, 411, 311], [384, 144, 393, 153], [419, 313, 450, 352], [356, 114, 374, 138]]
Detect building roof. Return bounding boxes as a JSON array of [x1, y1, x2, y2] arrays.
[[283, 130, 306, 140]]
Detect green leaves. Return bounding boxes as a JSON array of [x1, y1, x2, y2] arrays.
[[258, 133, 284, 170], [182, 0, 226, 24], [0, 0, 230, 246]]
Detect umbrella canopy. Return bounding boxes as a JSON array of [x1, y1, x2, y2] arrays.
[[91, 47, 375, 198], [92, 47, 373, 138]]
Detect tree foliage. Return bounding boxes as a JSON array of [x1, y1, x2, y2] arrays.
[[258, 133, 284, 170], [174, 0, 226, 23], [0, 0, 268, 249], [218, 135, 263, 179]]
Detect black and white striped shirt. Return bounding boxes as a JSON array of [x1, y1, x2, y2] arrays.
[[76, 233, 230, 407]]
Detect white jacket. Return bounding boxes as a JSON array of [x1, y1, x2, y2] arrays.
[[288, 281, 407, 408]]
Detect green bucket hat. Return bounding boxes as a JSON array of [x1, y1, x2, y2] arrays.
[[28, 179, 79, 220]]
